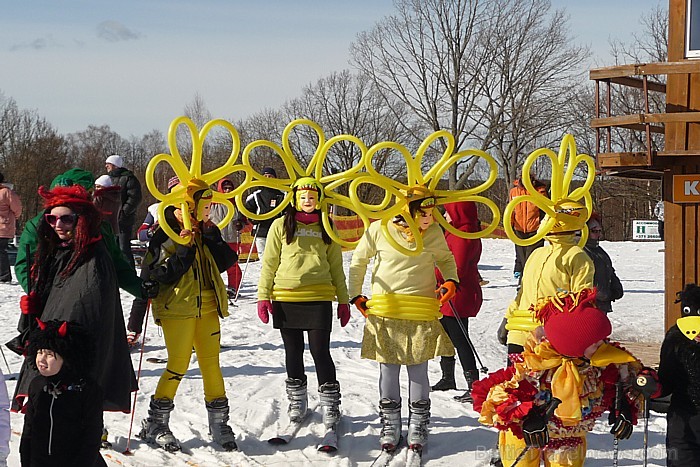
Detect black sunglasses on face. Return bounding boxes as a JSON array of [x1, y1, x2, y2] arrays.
[[45, 213, 78, 227]]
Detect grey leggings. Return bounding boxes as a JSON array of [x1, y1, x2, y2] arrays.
[[379, 361, 430, 403]]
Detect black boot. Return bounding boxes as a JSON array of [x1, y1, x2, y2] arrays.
[[454, 369, 480, 403], [431, 356, 456, 391]]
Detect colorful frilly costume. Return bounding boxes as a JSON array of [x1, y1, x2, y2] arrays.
[[473, 289, 645, 467]]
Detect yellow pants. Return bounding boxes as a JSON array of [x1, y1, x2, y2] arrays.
[[154, 311, 225, 402], [499, 430, 587, 467]]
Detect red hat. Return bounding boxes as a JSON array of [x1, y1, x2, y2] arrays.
[[39, 184, 94, 209], [535, 288, 612, 358]]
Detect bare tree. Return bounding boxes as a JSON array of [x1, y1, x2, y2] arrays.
[[350, 0, 489, 188]]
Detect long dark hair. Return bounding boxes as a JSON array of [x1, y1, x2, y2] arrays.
[[282, 204, 332, 245]]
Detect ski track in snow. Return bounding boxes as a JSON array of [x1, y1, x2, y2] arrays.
[[0, 239, 668, 466]]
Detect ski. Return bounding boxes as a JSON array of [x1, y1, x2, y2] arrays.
[[146, 357, 168, 364], [268, 409, 312, 445], [370, 436, 404, 467], [316, 424, 338, 453], [406, 446, 424, 466]]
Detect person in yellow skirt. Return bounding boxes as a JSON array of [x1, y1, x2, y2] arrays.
[[347, 186, 458, 452], [474, 289, 644, 467], [138, 179, 238, 452]]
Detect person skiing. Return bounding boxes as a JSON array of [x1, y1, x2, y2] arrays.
[[347, 186, 458, 455], [256, 177, 350, 441], [431, 201, 483, 404], [474, 288, 645, 467], [20, 320, 106, 467], [138, 178, 238, 452]]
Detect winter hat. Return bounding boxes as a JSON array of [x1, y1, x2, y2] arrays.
[[400, 185, 437, 219], [39, 184, 94, 210], [292, 177, 324, 210], [535, 288, 612, 358], [676, 283, 700, 341], [105, 154, 124, 168], [50, 168, 95, 190], [94, 174, 112, 188], [548, 198, 588, 234], [27, 320, 95, 377], [167, 176, 181, 191], [261, 167, 277, 177]]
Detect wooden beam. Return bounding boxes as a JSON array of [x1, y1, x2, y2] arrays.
[[590, 61, 700, 80], [607, 76, 666, 93], [596, 152, 652, 167], [657, 150, 700, 156], [590, 115, 665, 133]]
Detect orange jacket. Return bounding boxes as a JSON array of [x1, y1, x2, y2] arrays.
[[509, 179, 546, 233]]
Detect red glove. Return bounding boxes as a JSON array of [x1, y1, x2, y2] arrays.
[[435, 280, 457, 305], [20, 292, 40, 315], [351, 295, 369, 317], [257, 300, 273, 324], [337, 304, 351, 327], [633, 368, 663, 399]]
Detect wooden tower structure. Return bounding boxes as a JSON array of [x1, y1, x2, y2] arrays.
[[590, 0, 700, 329]]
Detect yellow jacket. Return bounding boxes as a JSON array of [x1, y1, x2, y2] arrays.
[[506, 234, 594, 346]]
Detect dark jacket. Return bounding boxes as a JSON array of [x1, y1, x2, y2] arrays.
[[240, 187, 284, 238], [15, 213, 142, 297], [13, 241, 137, 412], [659, 325, 700, 413], [107, 167, 142, 228], [20, 372, 106, 467], [436, 201, 483, 318], [93, 185, 122, 235], [583, 240, 623, 313]]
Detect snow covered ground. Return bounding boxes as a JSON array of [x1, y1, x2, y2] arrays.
[[1, 238, 668, 466]]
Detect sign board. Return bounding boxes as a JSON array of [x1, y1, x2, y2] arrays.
[[632, 220, 662, 240], [673, 174, 700, 203]]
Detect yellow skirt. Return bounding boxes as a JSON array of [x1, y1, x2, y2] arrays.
[[361, 314, 455, 365]]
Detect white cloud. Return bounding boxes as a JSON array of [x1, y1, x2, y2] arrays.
[[96, 21, 141, 42]]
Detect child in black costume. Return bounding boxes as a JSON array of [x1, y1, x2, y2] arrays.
[[20, 320, 105, 467], [659, 283, 700, 466]]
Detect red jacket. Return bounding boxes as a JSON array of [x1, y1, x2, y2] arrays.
[[436, 201, 483, 318]]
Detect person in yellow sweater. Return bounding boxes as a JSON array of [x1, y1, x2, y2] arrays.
[[256, 177, 350, 433], [500, 199, 594, 362], [347, 186, 458, 454]]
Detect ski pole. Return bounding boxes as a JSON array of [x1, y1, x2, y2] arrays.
[[643, 396, 650, 467], [123, 299, 151, 456], [613, 381, 622, 467], [445, 299, 488, 374], [233, 226, 260, 302], [0, 346, 11, 376], [510, 397, 562, 467]]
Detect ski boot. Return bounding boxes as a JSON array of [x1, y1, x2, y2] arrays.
[[285, 377, 308, 423], [378, 398, 402, 451], [454, 369, 479, 403], [138, 396, 181, 452], [126, 331, 141, 348], [206, 398, 238, 451], [407, 399, 430, 449], [431, 356, 457, 391], [101, 427, 112, 449], [319, 381, 341, 428], [226, 286, 236, 301]]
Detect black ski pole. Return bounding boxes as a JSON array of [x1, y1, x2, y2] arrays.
[[613, 381, 622, 467], [445, 299, 488, 374], [510, 397, 562, 467]]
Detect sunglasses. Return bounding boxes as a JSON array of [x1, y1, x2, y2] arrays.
[[45, 213, 78, 227], [590, 228, 603, 233]]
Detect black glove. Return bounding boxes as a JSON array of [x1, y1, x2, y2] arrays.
[[497, 317, 508, 346], [608, 395, 633, 440], [522, 407, 549, 448], [142, 280, 160, 299], [632, 368, 661, 399]]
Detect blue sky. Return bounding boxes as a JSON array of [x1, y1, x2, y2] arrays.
[[1, 0, 664, 137]]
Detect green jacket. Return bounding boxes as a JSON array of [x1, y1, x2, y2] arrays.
[[258, 217, 349, 303], [16, 213, 142, 297]]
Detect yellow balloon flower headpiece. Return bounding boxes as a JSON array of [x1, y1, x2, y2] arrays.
[[503, 134, 595, 247]]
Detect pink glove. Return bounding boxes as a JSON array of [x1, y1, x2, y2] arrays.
[[257, 300, 273, 324], [337, 303, 351, 327]]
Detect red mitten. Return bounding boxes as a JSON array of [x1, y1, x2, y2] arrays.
[[20, 292, 40, 315], [257, 300, 273, 324], [337, 304, 351, 327]]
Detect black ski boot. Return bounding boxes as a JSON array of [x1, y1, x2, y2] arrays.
[[319, 382, 341, 428], [206, 398, 238, 451], [285, 377, 308, 422], [431, 356, 457, 391], [138, 397, 181, 452], [378, 398, 402, 451], [454, 368, 480, 403]]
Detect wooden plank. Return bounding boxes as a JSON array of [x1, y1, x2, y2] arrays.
[[645, 111, 700, 123], [684, 202, 697, 282], [591, 115, 665, 133], [664, 168, 684, 330], [657, 150, 700, 156], [607, 76, 666, 93], [597, 152, 651, 167], [618, 342, 660, 368], [590, 61, 700, 80]]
